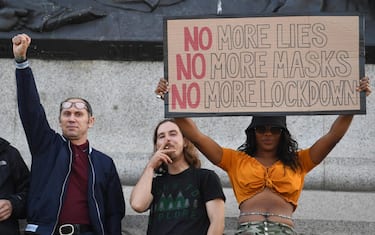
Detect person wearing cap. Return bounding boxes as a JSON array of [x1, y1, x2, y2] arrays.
[[12, 33, 125, 235], [155, 77, 371, 234]]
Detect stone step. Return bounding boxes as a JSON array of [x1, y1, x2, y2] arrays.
[[19, 216, 375, 235], [122, 187, 375, 234], [19, 187, 375, 234], [122, 215, 375, 235]]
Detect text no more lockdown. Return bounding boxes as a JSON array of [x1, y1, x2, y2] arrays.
[[169, 79, 359, 110]]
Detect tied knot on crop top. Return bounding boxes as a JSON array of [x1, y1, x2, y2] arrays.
[[265, 174, 274, 188], [218, 148, 317, 210]]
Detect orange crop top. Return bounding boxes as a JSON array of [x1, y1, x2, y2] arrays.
[[218, 148, 317, 210]]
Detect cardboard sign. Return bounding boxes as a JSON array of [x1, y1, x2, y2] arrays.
[[164, 15, 365, 117]]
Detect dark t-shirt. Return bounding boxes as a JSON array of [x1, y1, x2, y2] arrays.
[[147, 167, 225, 235]]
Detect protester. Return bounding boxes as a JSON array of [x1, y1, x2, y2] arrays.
[[0, 137, 29, 235], [130, 119, 226, 235], [12, 33, 125, 235], [155, 77, 371, 234]]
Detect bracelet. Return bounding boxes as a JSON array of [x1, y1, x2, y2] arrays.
[[15, 60, 29, 69]]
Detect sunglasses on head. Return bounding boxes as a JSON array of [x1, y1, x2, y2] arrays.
[[254, 126, 283, 135], [61, 101, 87, 110]]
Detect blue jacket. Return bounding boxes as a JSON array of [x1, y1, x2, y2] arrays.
[[16, 65, 125, 235]]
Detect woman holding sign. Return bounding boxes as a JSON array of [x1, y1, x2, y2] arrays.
[[155, 77, 371, 234]]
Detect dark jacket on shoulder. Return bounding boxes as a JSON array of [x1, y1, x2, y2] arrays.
[[0, 137, 30, 235]]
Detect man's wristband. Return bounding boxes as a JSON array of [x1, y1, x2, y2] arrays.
[[14, 59, 29, 69]]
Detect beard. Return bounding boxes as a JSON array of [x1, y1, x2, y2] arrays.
[[168, 152, 178, 162]]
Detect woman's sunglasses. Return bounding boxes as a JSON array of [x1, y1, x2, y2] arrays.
[[254, 126, 283, 135]]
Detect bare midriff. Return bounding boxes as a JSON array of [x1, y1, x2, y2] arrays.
[[239, 188, 294, 227]]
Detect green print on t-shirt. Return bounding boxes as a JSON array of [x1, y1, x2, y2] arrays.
[[154, 183, 200, 221]]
